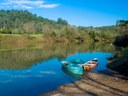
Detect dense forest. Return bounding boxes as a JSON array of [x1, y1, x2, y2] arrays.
[[0, 10, 117, 43]]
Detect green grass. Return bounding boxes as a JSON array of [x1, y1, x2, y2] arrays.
[[0, 34, 44, 43]]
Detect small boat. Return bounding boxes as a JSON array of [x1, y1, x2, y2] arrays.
[[62, 66, 82, 79], [61, 58, 98, 75], [61, 61, 83, 75], [82, 58, 98, 72]]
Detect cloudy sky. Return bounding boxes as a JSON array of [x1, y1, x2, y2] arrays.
[[0, 0, 127, 27]]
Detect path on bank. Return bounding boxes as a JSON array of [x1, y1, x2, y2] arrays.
[[42, 73, 128, 96]]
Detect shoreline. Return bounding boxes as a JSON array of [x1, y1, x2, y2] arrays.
[[41, 72, 128, 96]]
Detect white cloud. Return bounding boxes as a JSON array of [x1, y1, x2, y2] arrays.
[[40, 4, 60, 8], [21, 5, 33, 9], [0, 0, 60, 9]]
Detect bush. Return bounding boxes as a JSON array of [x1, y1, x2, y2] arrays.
[[114, 34, 128, 47], [0, 29, 12, 34]]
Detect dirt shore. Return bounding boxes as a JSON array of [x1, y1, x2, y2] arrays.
[[41, 72, 128, 96]]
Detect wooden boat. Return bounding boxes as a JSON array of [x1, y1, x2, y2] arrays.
[[61, 58, 98, 74], [82, 58, 98, 72]]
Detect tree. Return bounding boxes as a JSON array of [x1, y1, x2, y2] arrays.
[[116, 20, 128, 34], [57, 18, 68, 25], [114, 20, 128, 47]]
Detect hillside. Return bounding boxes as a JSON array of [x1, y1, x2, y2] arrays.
[[0, 10, 67, 34], [0, 10, 117, 43]]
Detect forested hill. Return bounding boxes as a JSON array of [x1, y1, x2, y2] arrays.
[[0, 10, 117, 43], [0, 10, 68, 34]]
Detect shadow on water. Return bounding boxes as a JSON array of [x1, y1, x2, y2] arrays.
[[0, 42, 114, 96]]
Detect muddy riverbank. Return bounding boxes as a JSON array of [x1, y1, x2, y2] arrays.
[[42, 72, 128, 96]]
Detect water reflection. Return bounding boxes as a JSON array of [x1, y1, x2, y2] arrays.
[[0, 42, 113, 96], [0, 42, 112, 69], [0, 58, 76, 96]]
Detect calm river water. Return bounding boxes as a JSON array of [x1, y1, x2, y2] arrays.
[[0, 43, 113, 96]]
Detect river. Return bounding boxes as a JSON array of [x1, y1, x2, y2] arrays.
[[0, 42, 113, 96]]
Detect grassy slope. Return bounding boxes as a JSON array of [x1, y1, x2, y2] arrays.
[[0, 33, 94, 44], [0, 34, 45, 44]]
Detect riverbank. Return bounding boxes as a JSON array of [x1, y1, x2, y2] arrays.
[[107, 47, 128, 76], [0, 34, 111, 45], [42, 72, 128, 96], [0, 34, 47, 44], [0, 34, 79, 44]]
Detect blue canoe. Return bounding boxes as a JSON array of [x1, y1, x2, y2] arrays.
[[62, 66, 82, 79], [70, 59, 84, 64], [61, 61, 83, 75]]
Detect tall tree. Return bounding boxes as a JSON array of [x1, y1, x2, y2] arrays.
[[57, 18, 68, 25]]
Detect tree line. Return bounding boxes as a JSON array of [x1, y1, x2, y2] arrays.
[[0, 9, 117, 42]]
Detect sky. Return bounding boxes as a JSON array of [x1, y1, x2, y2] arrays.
[[0, 0, 127, 27]]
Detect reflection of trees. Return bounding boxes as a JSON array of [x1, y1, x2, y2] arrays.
[[88, 42, 112, 53], [0, 42, 112, 69]]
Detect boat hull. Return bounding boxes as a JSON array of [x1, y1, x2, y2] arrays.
[[62, 63, 83, 75], [62, 66, 82, 79], [83, 61, 98, 72]]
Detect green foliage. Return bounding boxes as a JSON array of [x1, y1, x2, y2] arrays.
[[0, 9, 57, 34], [0, 29, 12, 34], [0, 9, 117, 42], [107, 20, 128, 76], [57, 18, 68, 25], [114, 20, 128, 47], [116, 20, 128, 26]]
